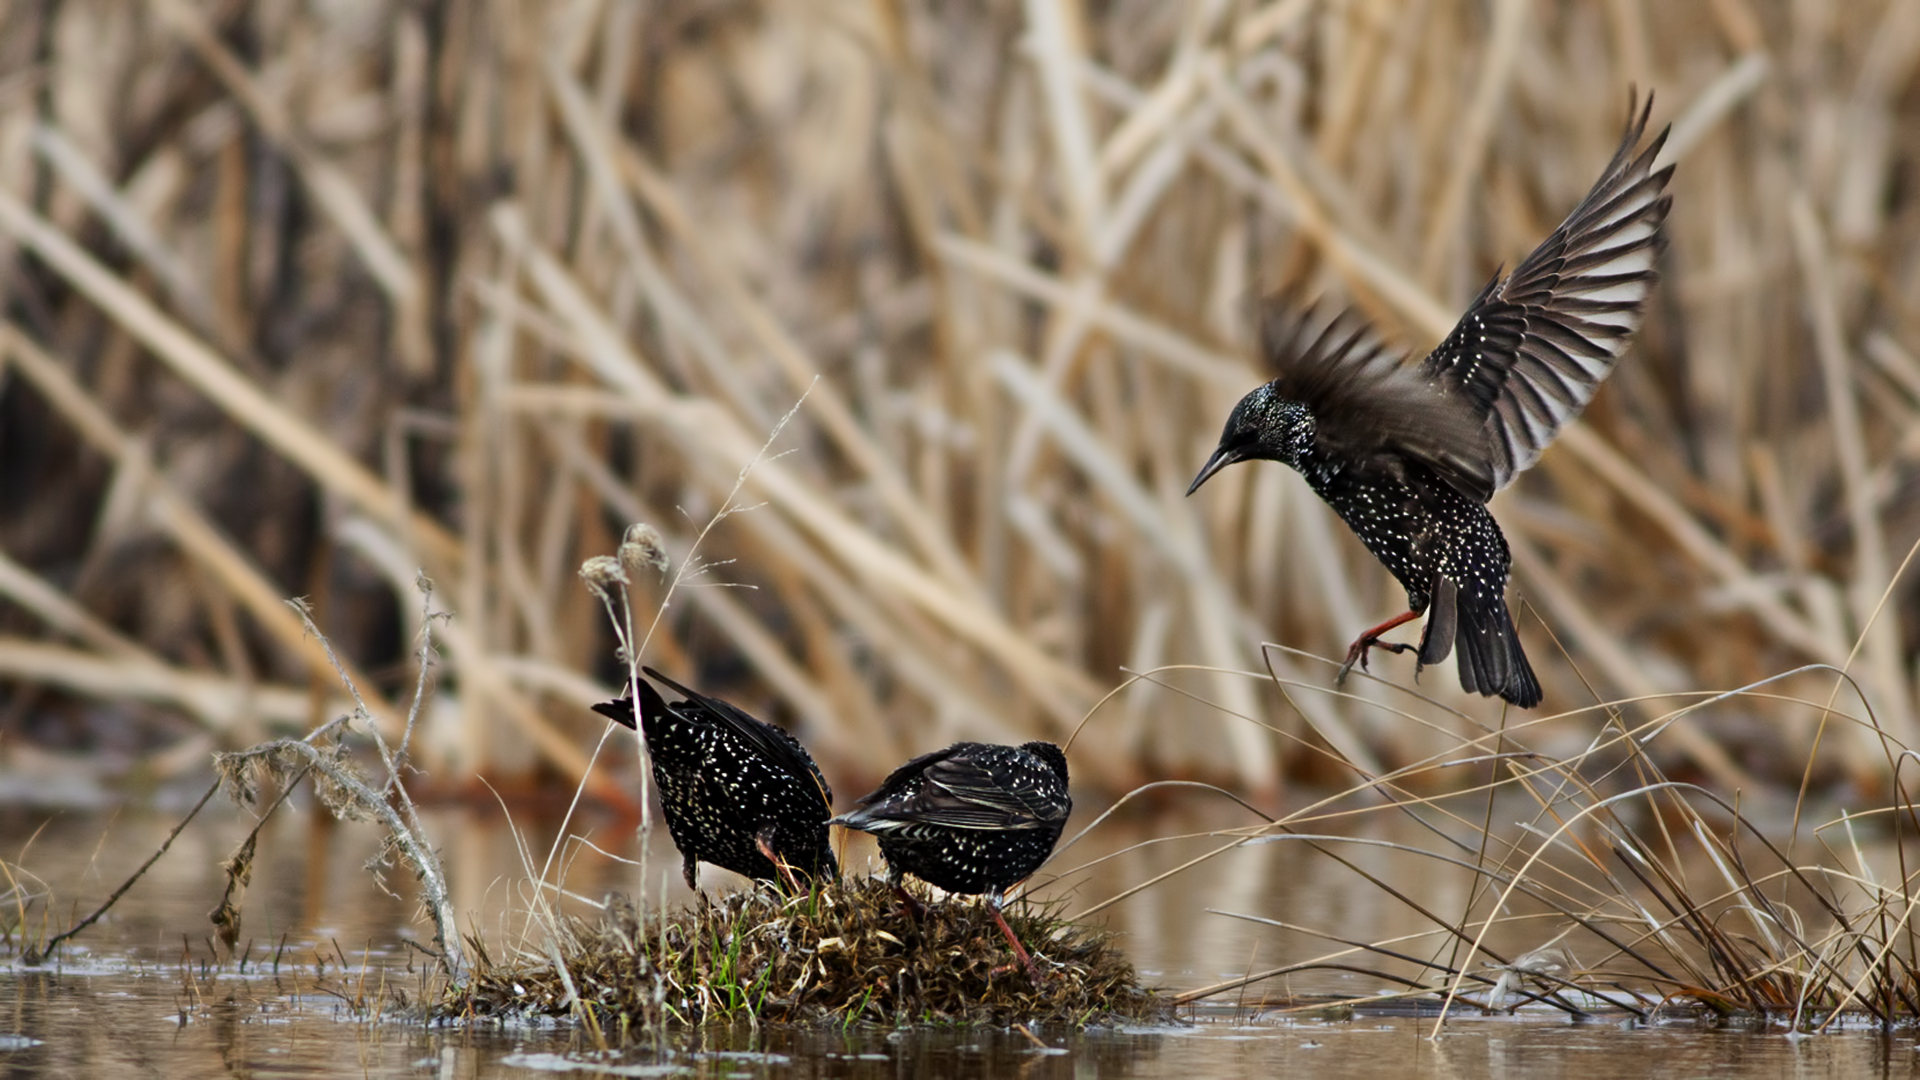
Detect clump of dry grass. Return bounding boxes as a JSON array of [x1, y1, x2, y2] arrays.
[[450, 877, 1160, 1031], [1144, 661, 1920, 1031]]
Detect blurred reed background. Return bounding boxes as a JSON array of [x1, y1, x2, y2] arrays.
[[0, 1, 1915, 800]]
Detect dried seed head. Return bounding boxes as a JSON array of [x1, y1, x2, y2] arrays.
[[213, 751, 259, 806], [579, 555, 629, 602], [620, 523, 671, 579], [606, 891, 640, 942]]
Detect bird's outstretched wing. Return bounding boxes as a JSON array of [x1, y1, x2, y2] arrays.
[[1256, 300, 1492, 500], [1422, 91, 1674, 495]]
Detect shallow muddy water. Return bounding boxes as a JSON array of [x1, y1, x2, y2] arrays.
[[3, 798, 1917, 1077], [11, 977, 1920, 1079]]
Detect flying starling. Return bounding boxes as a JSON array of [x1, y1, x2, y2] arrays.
[[593, 667, 838, 892], [829, 741, 1071, 982], [1187, 94, 1674, 708]]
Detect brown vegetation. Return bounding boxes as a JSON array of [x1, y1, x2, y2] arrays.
[[0, 2, 1915, 801], [1153, 696, 1920, 1034], [453, 877, 1159, 1029]]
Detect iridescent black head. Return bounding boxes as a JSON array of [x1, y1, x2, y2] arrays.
[[1186, 383, 1314, 495], [1019, 741, 1070, 784]]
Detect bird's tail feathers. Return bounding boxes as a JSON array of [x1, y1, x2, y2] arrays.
[[1421, 577, 1540, 708]]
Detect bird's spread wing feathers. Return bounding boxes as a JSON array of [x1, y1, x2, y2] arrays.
[[1258, 300, 1493, 500], [1264, 93, 1672, 503], [1423, 91, 1674, 493]]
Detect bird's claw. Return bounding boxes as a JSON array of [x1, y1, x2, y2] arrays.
[[1336, 636, 1415, 685]]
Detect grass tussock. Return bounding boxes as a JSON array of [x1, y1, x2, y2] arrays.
[[451, 877, 1161, 1030]]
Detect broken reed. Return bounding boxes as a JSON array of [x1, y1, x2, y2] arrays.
[[1, 2, 1916, 799], [452, 877, 1160, 1030]]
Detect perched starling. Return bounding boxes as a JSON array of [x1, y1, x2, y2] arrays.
[[593, 667, 837, 892], [1187, 93, 1675, 708], [829, 741, 1071, 981]]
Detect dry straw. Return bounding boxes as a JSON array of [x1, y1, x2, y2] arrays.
[[0, 3, 1914, 800]]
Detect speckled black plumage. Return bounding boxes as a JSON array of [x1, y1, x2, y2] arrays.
[[1188, 93, 1675, 709], [593, 667, 837, 891], [829, 741, 1071, 904]]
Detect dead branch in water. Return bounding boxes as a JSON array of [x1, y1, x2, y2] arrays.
[[209, 579, 468, 983]]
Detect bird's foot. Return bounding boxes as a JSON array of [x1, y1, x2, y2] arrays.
[[1335, 610, 1423, 686], [1335, 636, 1414, 685], [990, 960, 1050, 985], [994, 956, 1050, 986]]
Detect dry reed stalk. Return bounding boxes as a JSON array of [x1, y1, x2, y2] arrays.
[[1116, 672, 1920, 1026], [0, 191, 460, 569], [0, 2, 1914, 800], [0, 636, 338, 733], [147, 0, 427, 367], [0, 327, 402, 733]]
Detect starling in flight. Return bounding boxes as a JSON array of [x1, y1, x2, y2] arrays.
[[594, 667, 838, 891], [1187, 93, 1674, 708]]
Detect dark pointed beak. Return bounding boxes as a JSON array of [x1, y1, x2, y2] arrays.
[[1185, 445, 1239, 496]]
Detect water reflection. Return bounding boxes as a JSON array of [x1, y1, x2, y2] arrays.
[[0, 794, 1861, 991], [8, 973, 1920, 1079], [8, 794, 1444, 990]]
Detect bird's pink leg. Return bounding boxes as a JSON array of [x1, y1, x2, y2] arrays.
[[757, 833, 803, 894], [1336, 609, 1421, 685], [989, 894, 1045, 985]]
